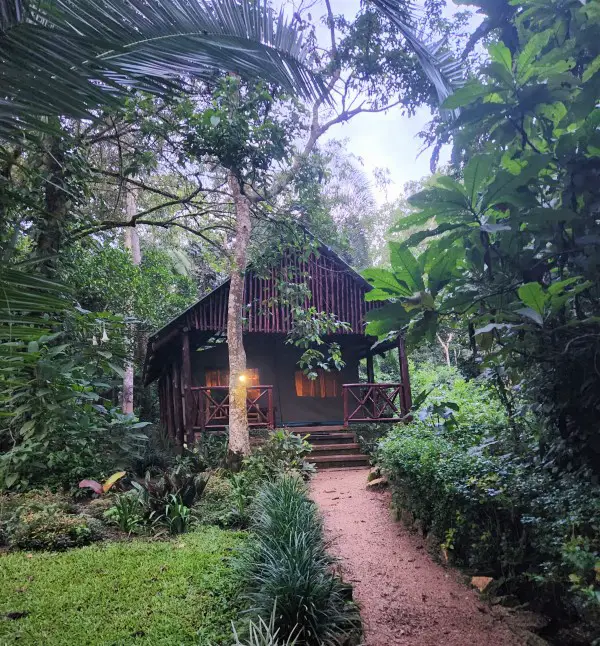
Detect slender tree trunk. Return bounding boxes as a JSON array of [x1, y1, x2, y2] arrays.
[[226, 170, 251, 468], [122, 188, 141, 415], [37, 119, 68, 274], [437, 333, 454, 366]]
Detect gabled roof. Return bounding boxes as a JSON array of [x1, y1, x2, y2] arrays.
[[144, 232, 376, 384]]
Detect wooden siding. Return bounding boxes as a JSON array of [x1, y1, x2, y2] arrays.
[[178, 251, 376, 336]]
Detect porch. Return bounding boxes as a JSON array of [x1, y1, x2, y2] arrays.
[[189, 380, 411, 433]]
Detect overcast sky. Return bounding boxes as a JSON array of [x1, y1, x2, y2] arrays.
[[309, 0, 466, 204]]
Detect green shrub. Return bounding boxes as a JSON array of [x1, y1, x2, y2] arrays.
[[244, 430, 315, 481], [216, 431, 317, 529], [235, 475, 359, 646], [7, 507, 102, 550], [194, 476, 240, 528], [104, 492, 144, 533], [378, 423, 600, 623], [164, 494, 193, 535], [132, 462, 209, 518], [130, 460, 209, 534]]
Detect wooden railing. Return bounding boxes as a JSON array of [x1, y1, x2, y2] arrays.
[[190, 385, 274, 431], [343, 383, 410, 426]]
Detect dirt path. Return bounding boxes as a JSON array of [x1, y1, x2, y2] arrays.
[[311, 468, 526, 646]]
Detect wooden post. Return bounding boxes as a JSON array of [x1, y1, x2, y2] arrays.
[[172, 361, 184, 446], [398, 335, 413, 414], [182, 329, 194, 447], [366, 354, 375, 384], [343, 386, 349, 428], [268, 387, 275, 429]]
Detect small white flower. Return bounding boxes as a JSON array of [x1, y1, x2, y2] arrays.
[[101, 324, 109, 343], [92, 335, 98, 346]]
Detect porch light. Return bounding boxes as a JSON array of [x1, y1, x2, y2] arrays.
[[238, 374, 247, 383]]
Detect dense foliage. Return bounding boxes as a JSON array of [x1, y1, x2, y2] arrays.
[[365, 0, 600, 472], [361, 2, 600, 636]]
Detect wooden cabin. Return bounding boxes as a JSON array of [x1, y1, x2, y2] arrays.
[[143, 241, 412, 446]]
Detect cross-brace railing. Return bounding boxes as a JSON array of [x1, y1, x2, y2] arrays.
[[190, 385, 274, 431], [342, 383, 410, 427]]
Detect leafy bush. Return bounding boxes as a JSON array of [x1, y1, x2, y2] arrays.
[[217, 431, 317, 528], [7, 507, 102, 551], [244, 430, 315, 481], [0, 309, 150, 492], [164, 494, 193, 535], [235, 475, 359, 645], [131, 459, 209, 533], [379, 423, 600, 623], [194, 476, 241, 528]]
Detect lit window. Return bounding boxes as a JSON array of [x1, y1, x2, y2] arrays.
[[295, 369, 339, 398], [205, 368, 259, 387]]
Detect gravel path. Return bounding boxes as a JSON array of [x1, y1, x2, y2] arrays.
[[311, 468, 526, 646]]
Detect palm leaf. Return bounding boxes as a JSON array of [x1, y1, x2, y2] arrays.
[[0, 0, 321, 140], [369, 0, 464, 111]]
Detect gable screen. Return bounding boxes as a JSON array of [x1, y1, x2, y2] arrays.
[[294, 369, 339, 398]]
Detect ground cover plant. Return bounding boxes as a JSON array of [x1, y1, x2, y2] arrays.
[[235, 475, 359, 645], [0, 526, 245, 646]]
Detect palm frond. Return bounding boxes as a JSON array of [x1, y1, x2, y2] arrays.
[[370, 0, 464, 113], [0, 0, 321, 140]]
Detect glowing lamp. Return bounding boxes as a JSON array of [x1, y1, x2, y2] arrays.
[[238, 374, 247, 383]]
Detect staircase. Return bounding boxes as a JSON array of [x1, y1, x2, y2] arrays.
[[292, 425, 370, 469]]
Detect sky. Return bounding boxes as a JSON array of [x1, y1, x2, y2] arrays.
[[307, 0, 467, 204]]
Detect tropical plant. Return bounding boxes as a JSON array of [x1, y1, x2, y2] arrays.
[[235, 475, 359, 645], [363, 0, 600, 471], [78, 471, 126, 496], [131, 462, 209, 520], [104, 492, 144, 534], [164, 494, 193, 534], [0, 0, 323, 141], [231, 603, 300, 646]]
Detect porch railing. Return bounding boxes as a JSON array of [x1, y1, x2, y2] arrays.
[[190, 385, 275, 431], [342, 383, 410, 427]]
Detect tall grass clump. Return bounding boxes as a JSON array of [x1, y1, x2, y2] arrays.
[[235, 475, 359, 645]]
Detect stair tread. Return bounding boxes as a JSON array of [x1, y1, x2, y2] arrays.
[[311, 443, 360, 451], [288, 425, 346, 433], [310, 454, 369, 463]]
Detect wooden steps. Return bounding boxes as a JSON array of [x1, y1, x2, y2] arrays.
[[296, 426, 369, 469]]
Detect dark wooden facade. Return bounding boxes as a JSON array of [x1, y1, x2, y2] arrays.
[[144, 242, 411, 445]]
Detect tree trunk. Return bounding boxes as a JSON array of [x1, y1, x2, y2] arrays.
[[37, 119, 68, 274], [122, 188, 141, 415], [226, 171, 252, 468], [437, 333, 454, 366]]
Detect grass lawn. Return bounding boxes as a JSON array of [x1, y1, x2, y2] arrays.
[[0, 527, 245, 646]]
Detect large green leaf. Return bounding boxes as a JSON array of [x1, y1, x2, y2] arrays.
[[463, 154, 495, 208], [517, 282, 546, 319], [364, 302, 411, 338], [482, 155, 552, 210], [389, 242, 424, 293], [0, 0, 322, 140], [441, 80, 500, 110], [362, 268, 412, 298], [426, 245, 463, 296]]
